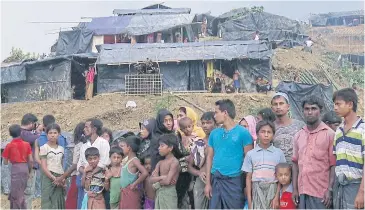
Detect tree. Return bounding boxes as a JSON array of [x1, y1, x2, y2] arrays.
[[2, 47, 39, 63]]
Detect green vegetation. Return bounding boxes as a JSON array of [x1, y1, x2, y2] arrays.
[[2, 47, 39, 63]]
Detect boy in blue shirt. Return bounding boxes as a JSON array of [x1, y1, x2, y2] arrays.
[[204, 99, 253, 209]]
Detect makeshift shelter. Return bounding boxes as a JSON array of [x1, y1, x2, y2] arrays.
[[275, 81, 334, 121], [96, 40, 273, 93], [218, 11, 308, 47], [1, 53, 97, 103], [309, 10, 364, 27]]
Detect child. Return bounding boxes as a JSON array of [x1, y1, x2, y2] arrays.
[[104, 147, 123, 209], [178, 117, 198, 152], [322, 111, 342, 131], [82, 147, 106, 209], [233, 70, 241, 93], [101, 127, 113, 144], [276, 163, 296, 209], [188, 112, 216, 209], [39, 123, 66, 209], [119, 136, 149, 209], [242, 120, 286, 209], [2, 124, 33, 209], [151, 134, 181, 209], [143, 155, 155, 209]]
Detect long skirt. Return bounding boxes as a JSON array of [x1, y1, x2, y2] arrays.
[[119, 187, 141, 209], [155, 185, 178, 209], [9, 163, 28, 209], [193, 177, 209, 209], [41, 171, 65, 209], [65, 175, 78, 209]]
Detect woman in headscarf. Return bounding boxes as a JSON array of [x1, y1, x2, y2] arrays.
[[177, 107, 206, 139], [137, 118, 156, 160], [239, 115, 257, 141]]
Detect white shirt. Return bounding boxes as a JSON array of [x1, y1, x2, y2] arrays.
[[40, 144, 64, 175], [305, 40, 313, 47], [77, 136, 110, 173], [72, 142, 84, 176]]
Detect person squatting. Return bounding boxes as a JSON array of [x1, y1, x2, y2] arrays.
[[2, 88, 364, 209]]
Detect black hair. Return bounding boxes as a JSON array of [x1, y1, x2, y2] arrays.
[[109, 146, 123, 157], [271, 95, 289, 104], [257, 108, 276, 122], [256, 120, 276, 134], [122, 136, 141, 153], [322, 111, 342, 124], [86, 118, 103, 136], [102, 127, 113, 143], [9, 124, 21, 138], [275, 162, 292, 173], [301, 95, 324, 110], [215, 99, 236, 119], [178, 117, 192, 129], [141, 155, 151, 165], [179, 107, 187, 114], [158, 134, 183, 159], [21, 113, 38, 126], [85, 147, 100, 158], [201, 111, 216, 124], [45, 123, 61, 134], [42, 115, 56, 127], [333, 88, 358, 112], [73, 122, 86, 144]]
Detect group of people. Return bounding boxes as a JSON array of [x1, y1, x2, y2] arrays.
[[2, 87, 364, 209]]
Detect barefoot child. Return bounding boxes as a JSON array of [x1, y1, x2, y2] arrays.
[[39, 124, 66, 209], [188, 112, 216, 209], [151, 134, 181, 209], [276, 163, 296, 209], [143, 155, 155, 209], [2, 125, 33, 209], [82, 147, 106, 209], [104, 147, 123, 209], [119, 136, 149, 209], [242, 120, 286, 209]]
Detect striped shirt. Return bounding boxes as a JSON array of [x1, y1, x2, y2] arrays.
[[333, 117, 365, 180], [242, 144, 286, 182]]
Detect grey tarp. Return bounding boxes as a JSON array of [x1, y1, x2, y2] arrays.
[[1, 63, 26, 84], [86, 14, 195, 36], [97, 64, 131, 93], [55, 29, 94, 56], [97, 41, 272, 64], [309, 10, 364, 27], [113, 8, 191, 16], [275, 81, 334, 121], [341, 54, 364, 66], [237, 59, 271, 92]]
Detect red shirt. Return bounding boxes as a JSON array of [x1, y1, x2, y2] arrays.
[[87, 67, 96, 83], [280, 183, 296, 209], [2, 138, 32, 163]]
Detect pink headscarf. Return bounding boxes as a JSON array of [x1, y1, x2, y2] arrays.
[[240, 115, 257, 141]]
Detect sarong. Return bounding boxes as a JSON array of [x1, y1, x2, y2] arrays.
[[88, 192, 106, 209], [103, 190, 110, 209], [193, 177, 209, 209], [9, 163, 28, 209], [209, 171, 244, 209], [333, 174, 361, 209], [252, 181, 277, 209], [299, 194, 326, 209], [119, 187, 141, 209], [110, 202, 119, 209], [144, 197, 155, 210], [176, 172, 191, 208], [65, 175, 78, 209], [155, 185, 178, 209], [41, 171, 66, 209]]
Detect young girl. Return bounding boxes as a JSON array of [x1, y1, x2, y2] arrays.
[[102, 127, 113, 144], [151, 134, 182, 209], [104, 147, 123, 209], [39, 123, 66, 209], [119, 136, 149, 209], [142, 155, 155, 210], [242, 120, 286, 209]]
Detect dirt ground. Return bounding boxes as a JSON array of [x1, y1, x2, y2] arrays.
[[0, 194, 41, 209], [1, 93, 272, 141]]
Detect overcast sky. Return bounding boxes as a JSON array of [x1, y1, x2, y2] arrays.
[[1, 0, 363, 60]]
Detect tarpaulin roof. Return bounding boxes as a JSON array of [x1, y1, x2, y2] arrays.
[[97, 40, 272, 64], [1, 63, 26, 84], [113, 8, 191, 16], [86, 14, 195, 36], [55, 29, 94, 56], [309, 10, 364, 26]]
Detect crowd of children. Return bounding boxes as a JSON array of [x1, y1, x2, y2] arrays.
[[1, 87, 364, 209]]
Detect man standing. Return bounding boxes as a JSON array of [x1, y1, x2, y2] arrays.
[[20, 113, 42, 209], [77, 118, 110, 208], [292, 95, 336, 209], [204, 99, 253, 209], [332, 88, 364, 209], [271, 92, 305, 165]]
